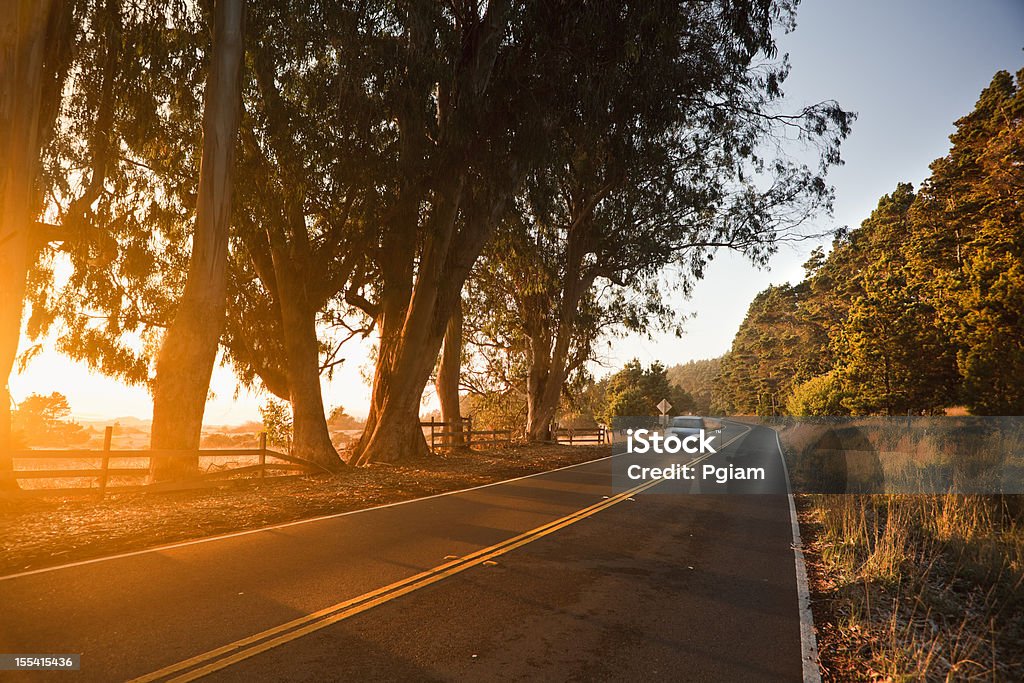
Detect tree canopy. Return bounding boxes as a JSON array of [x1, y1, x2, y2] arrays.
[[719, 69, 1024, 416]]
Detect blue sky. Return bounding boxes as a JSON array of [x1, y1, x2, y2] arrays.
[[13, 0, 1024, 423]]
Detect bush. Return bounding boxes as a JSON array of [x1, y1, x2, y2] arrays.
[[786, 371, 850, 416]]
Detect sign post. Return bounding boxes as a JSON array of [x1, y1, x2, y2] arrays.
[[657, 399, 672, 428]]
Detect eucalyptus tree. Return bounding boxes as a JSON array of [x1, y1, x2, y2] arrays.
[[218, 1, 386, 469], [148, 0, 245, 479], [342, 0, 540, 465], [466, 0, 853, 440], [908, 70, 1024, 414], [1, 0, 82, 489], [27, 1, 372, 473], [14, 0, 244, 481]]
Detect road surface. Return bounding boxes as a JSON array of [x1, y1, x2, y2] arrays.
[[0, 421, 814, 681]]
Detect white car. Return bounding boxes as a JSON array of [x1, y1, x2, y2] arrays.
[[665, 416, 714, 439]]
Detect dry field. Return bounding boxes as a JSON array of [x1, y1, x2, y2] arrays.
[[777, 420, 1024, 680]]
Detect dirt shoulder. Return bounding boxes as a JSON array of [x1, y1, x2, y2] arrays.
[[0, 444, 609, 577]]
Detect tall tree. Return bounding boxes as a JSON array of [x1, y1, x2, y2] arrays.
[[469, 0, 852, 440], [217, 2, 386, 470], [345, 0, 527, 465], [836, 185, 959, 415], [720, 284, 824, 414], [149, 0, 245, 479], [26, 2, 371, 471], [909, 70, 1024, 414], [720, 67, 1024, 419], [1, 0, 77, 489]]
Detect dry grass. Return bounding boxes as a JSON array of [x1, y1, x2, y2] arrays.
[[800, 495, 1024, 681], [775, 419, 1024, 680]]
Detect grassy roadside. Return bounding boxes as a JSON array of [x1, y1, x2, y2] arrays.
[[0, 444, 608, 577], [798, 494, 1024, 680]]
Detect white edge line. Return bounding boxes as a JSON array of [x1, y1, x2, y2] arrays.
[[774, 428, 822, 683], [1, 448, 625, 583]]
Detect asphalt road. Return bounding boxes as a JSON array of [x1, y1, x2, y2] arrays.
[[0, 422, 809, 682]]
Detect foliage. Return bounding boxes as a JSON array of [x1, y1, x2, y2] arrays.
[[12, 392, 90, 447], [594, 360, 692, 426], [259, 398, 292, 451], [327, 406, 364, 431], [721, 70, 1024, 416], [464, 0, 853, 438], [784, 371, 848, 416], [720, 282, 827, 414], [460, 391, 527, 435], [666, 358, 724, 415]]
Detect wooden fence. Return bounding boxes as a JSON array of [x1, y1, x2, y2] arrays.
[[420, 419, 514, 450], [5, 428, 314, 498], [553, 426, 608, 445]]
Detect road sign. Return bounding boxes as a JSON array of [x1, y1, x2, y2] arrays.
[[657, 399, 672, 415]]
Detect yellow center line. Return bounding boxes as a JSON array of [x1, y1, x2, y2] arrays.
[[133, 425, 751, 683]]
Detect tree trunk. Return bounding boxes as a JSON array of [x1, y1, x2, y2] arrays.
[[149, 0, 244, 481], [522, 220, 596, 443], [352, 288, 446, 465], [525, 352, 570, 442], [525, 335, 555, 442], [526, 379, 557, 442], [0, 0, 59, 490], [274, 256, 343, 471], [353, 179, 468, 465], [351, 1, 513, 466], [435, 303, 464, 446]]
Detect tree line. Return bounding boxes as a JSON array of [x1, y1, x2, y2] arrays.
[[1, 0, 852, 486], [713, 69, 1024, 416]]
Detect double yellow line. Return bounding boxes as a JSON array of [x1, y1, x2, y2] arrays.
[[133, 425, 751, 682], [131, 479, 658, 682]]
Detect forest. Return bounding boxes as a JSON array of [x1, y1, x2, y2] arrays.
[[1, 0, 854, 484], [674, 70, 1023, 418]]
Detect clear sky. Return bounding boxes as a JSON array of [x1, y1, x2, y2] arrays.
[[11, 0, 1024, 424]]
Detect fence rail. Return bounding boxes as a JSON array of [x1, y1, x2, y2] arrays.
[[6, 428, 311, 498], [553, 427, 608, 445], [420, 419, 514, 449]]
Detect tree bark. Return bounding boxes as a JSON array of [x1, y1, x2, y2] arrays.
[[525, 342, 559, 442], [435, 303, 464, 446], [149, 0, 244, 481], [0, 0, 60, 490], [273, 251, 343, 471], [523, 229, 592, 442]]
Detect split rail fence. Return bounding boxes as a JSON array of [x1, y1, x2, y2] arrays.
[[5, 428, 313, 498], [553, 426, 609, 445], [420, 419, 514, 450]]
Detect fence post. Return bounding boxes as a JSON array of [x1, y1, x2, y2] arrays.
[[98, 426, 113, 498], [466, 416, 472, 450], [259, 432, 267, 480]]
